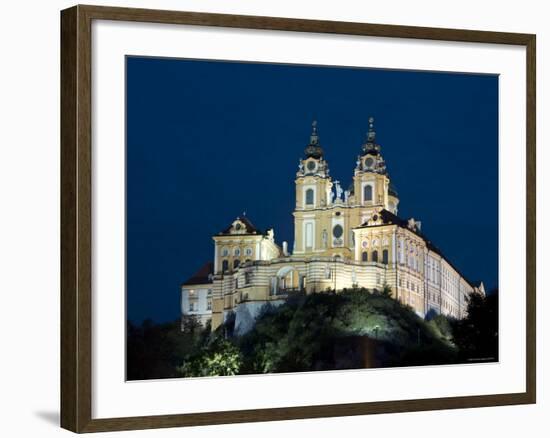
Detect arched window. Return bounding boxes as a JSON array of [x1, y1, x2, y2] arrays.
[[372, 250, 378, 263], [362, 251, 368, 262], [305, 188, 314, 205], [382, 249, 389, 264], [233, 259, 240, 269], [222, 259, 229, 272], [277, 267, 301, 293], [363, 184, 373, 202]]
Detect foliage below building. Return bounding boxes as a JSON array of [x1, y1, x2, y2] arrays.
[[127, 287, 498, 380]]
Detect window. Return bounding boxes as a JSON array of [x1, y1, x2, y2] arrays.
[[233, 259, 240, 269], [188, 302, 194, 312], [376, 273, 381, 285], [221, 248, 229, 257], [362, 251, 368, 262], [325, 266, 332, 279], [382, 249, 389, 264], [222, 259, 229, 272], [333, 224, 343, 238], [372, 250, 378, 263], [305, 222, 313, 248], [207, 289, 212, 296], [363, 184, 373, 202], [234, 248, 240, 256], [207, 300, 212, 311], [245, 247, 253, 256], [305, 188, 314, 205]]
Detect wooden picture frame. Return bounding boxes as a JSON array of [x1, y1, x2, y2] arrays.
[[61, 4, 536, 433]]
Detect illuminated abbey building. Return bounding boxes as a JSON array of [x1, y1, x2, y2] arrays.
[[180, 119, 485, 333]]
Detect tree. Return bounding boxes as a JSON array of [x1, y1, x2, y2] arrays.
[[126, 318, 209, 380], [380, 283, 393, 298], [452, 290, 498, 362], [238, 287, 457, 373], [426, 312, 455, 341], [181, 315, 202, 334], [177, 337, 242, 377]]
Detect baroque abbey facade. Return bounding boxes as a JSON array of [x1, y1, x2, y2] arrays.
[[181, 119, 484, 333]]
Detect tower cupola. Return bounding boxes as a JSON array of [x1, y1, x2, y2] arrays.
[[304, 120, 324, 159], [356, 117, 387, 175]]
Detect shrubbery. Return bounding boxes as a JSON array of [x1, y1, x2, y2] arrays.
[[127, 287, 499, 379]]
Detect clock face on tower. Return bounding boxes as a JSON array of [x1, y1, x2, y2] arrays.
[[364, 157, 374, 169], [306, 160, 317, 172]]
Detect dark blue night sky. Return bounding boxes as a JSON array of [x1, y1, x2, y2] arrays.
[[126, 56, 498, 324]]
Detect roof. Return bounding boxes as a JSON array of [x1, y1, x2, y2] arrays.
[[220, 216, 262, 235], [358, 209, 476, 289], [182, 261, 213, 286]]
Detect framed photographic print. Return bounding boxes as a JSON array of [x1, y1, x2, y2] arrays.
[[60, 4, 536, 433]]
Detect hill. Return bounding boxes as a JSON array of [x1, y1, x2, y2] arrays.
[[178, 287, 460, 377]]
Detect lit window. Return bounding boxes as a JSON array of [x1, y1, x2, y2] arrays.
[[305, 188, 314, 205], [364, 184, 373, 202]]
